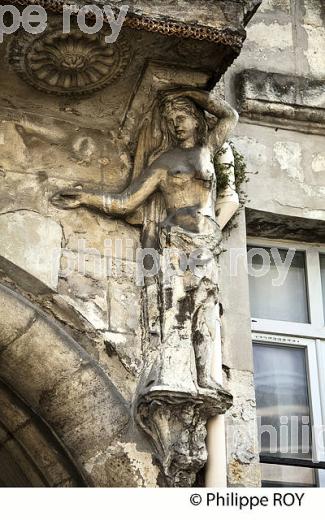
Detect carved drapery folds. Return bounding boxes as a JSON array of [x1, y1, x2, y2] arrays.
[[135, 217, 233, 486]]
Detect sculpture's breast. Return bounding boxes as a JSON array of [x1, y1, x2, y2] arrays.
[[191, 147, 215, 181]]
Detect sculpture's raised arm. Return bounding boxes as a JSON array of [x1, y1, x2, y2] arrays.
[[169, 89, 240, 228]]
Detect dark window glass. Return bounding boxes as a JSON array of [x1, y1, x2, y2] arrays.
[[253, 343, 314, 487]]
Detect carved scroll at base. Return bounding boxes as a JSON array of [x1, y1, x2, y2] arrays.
[[136, 388, 232, 487]]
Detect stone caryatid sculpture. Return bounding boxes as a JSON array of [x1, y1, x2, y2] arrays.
[[52, 89, 239, 486]]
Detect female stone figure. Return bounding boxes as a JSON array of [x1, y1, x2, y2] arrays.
[[53, 89, 239, 486], [52, 89, 238, 228], [52, 89, 239, 393]]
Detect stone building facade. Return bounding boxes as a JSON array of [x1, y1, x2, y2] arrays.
[[0, 0, 324, 488], [224, 0, 325, 487]]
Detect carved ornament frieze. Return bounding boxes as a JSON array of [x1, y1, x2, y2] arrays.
[[8, 0, 247, 48]]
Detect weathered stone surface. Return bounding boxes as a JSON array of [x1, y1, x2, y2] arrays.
[[0, 284, 141, 486], [0, 382, 83, 486], [15, 422, 76, 486], [0, 210, 62, 290], [0, 282, 36, 349], [259, 0, 291, 14], [9, 0, 260, 51], [239, 69, 325, 108], [304, 25, 325, 79], [219, 211, 254, 373], [107, 270, 142, 334], [0, 316, 85, 408], [0, 108, 112, 185], [232, 123, 325, 221], [246, 208, 325, 243], [40, 365, 130, 461], [0, 170, 48, 215], [59, 272, 108, 330], [237, 69, 325, 134], [0, 425, 9, 445], [243, 0, 263, 23], [312, 152, 325, 173], [84, 442, 159, 487], [2, 439, 46, 487], [0, 383, 31, 432], [249, 22, 293, 50], [303, 0, 325, 28], [225, 369, 261, 487]]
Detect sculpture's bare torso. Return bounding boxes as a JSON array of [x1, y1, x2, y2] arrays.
[[147, 145, 216, 233]]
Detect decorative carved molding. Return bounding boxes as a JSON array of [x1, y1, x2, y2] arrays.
[[9, 24, 130, 95], [124, 17, 243, 48], [237, 69, 325, 135], [9, 0, 246, 48], [136, 388, 232, 487]]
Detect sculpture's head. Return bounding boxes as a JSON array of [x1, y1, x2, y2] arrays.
[[161, 97, 207, 147]]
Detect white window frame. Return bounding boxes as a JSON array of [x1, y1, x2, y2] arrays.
[[247, 237, 325, 339], [248, 238, 325, 486]]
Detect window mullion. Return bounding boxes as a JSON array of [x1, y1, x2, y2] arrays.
[[306, 339, 324, 462], [306, 248, 324, 328], [316, 339, 325, 461]]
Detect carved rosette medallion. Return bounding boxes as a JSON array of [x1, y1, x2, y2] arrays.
[[9, 25, 131, 96]]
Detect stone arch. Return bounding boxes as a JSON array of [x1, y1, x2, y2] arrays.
[[0, 381, 84, 486], [0, 283, 130, 487]]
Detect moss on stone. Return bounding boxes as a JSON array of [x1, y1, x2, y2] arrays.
[[215, 142, 250, 195]]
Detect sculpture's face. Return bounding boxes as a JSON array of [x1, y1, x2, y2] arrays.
[[167, 109, 198, 143]]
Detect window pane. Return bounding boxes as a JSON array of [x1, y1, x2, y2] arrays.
[[320, 254, 325, 323], [253, 343, 312, 459], [248, 247, 309, 323], [261, 463, 315, 487]]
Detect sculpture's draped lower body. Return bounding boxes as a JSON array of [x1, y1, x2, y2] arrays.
[[136, 221, 233, 486]]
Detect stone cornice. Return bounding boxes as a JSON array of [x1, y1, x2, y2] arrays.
[[237, 69, 325, 135], [7, 0, 248, 48]]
